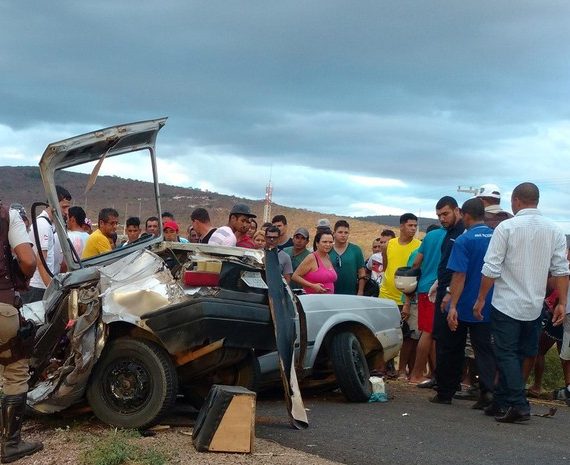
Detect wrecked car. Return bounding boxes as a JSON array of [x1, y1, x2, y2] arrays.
[[22, 118, 402, 431]]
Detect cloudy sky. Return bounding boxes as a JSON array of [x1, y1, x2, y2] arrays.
[[2, 1, 570, 230]]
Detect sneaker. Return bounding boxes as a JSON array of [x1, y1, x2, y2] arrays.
[[553, 387, 570, 406], [495, 406, 531, 423], [484, 402, 505, 417], [453, 387, 479, 401], [472, 392, 493, 410]]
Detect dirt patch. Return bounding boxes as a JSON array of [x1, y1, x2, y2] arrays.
[[14, 415, 343, 465]]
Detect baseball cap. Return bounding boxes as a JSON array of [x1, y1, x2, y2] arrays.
[[476, 184, 501, 200], [316, 218, 331, 228], [163, 220, 179, 232], [293, 227, 309, 239], [230, 203, 257, 218]]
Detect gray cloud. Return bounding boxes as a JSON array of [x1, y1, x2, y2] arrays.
[[1, 1, 569, 230]]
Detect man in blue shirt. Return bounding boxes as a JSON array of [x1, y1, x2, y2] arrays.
[[431, 198, 496, 408]]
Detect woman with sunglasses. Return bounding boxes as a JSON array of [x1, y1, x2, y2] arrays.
[[291, 230, 337, 294]]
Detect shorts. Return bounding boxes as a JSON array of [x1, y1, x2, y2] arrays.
[[417, 293, 434, 333], [560, 315, 570, 361], [401, 302, 420, 341]]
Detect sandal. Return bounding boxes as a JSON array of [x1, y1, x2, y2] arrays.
[[417, 379, 437, 389]]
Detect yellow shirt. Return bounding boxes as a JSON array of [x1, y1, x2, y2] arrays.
[[82, 228, 112, 259], [379, 237, 421, 304]]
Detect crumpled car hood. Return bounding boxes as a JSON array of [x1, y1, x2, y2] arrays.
[[100, 249, 187, 325], [25, 249, 185, 414]]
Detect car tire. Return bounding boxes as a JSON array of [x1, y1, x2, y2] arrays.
[[86, 337, 178, 429], [329, 331, 371, 402]]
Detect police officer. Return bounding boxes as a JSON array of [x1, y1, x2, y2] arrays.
[[0, 205, 43, 463]]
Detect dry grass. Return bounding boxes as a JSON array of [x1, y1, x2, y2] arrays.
[[14, 416, 342, 465]]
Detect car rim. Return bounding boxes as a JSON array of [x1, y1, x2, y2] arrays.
[[351, 341, 367, 384], [103, 360, 153, 414]]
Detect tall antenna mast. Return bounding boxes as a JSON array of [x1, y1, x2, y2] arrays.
[[263, 165, 273, 223]]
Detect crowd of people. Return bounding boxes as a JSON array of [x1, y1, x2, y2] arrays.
[[374, 183, 570, 425], [1, 180, 569, 463]]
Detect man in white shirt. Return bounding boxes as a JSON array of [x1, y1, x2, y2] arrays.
[[474, 182, 569, 423], [67, 206, 89, 258], [208, 204, 256, 247], [22, 185, 71, 303]]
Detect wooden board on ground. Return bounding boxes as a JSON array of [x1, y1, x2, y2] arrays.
[[193, 385, 256, 453]]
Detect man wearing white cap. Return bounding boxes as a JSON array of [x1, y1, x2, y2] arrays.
[[476, 184, 513, 229]]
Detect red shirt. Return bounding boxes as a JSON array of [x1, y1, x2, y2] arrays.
[[236, 235, 256, 249]]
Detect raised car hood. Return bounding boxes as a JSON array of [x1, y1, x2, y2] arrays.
[[39, 117, 167, 172], [38, 118, 167, 270]]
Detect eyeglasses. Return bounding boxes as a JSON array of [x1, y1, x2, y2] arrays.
[[104, 220, 119, 226], [336, 255, 342, 268]]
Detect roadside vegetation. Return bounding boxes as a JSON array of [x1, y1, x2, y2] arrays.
[[528, 346, 565, 393], [80, 429, 170, 465]]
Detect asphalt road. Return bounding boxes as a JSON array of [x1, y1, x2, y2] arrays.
[[255, 381, 570, 465]]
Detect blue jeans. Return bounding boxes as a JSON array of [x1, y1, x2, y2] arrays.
[[491, 307, 540, 410]]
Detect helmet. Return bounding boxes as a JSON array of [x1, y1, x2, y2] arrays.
[[475, 184, 501, 200], [394, 267, 421, 294]]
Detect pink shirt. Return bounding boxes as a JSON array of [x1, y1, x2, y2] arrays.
[[303, 252, 337, 294]]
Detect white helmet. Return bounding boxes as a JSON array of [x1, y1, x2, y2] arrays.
[[476, 184, 501, 200], [394, 267, 421, 294]]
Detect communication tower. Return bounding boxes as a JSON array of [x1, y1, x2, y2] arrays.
[[263, 179, 273, 223]]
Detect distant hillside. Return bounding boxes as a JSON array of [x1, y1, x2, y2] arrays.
[[356, 215, 439, 232], [0, 166, 394, 252]]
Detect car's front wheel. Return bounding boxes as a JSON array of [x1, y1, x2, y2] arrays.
[[86, 338, 178, 429], [330, 331, 371, 402]]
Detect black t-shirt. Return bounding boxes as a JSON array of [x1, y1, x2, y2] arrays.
[[437, 220, 465, 293], [277, 237, 293, 251], [200, 228, 217, 244]]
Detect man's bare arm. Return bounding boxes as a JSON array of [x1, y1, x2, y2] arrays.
[[37, 249, 52, 287], [357, 266, 366, 295], [447, 272, 466, 331], [12, 243, 36, 278], [473, 275, 495, 320], [412, 252, 424, 269], [552, 275, 569, 326]]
